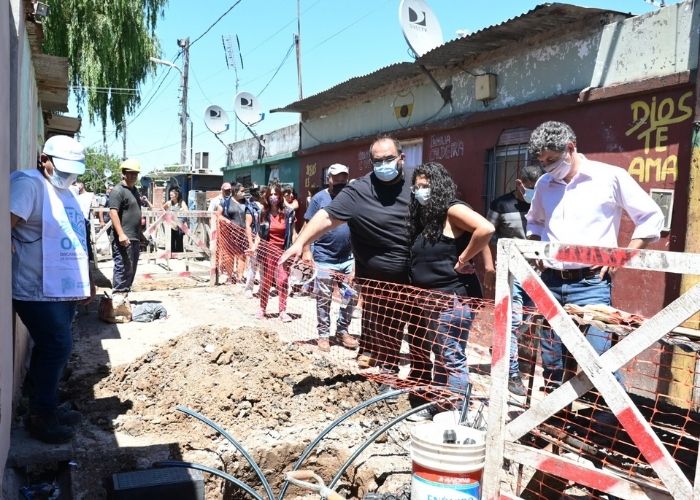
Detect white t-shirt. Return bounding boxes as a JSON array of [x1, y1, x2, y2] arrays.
[[11, 173, 88, 300]]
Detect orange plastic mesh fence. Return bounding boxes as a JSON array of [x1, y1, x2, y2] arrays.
[[217, 219, 699, 498]]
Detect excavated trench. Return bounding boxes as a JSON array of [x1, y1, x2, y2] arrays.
[[66, 325, 415, 499]]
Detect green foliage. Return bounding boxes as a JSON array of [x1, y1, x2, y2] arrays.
[[79, 147, 123, 192], [43, 0, 168, 136]]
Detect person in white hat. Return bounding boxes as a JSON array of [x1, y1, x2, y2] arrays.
[[302, 163, 359, 352], [10, 134, 94, 443], [108, 158, 143, 297]]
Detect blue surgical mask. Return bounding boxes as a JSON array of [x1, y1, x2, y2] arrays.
[[523, 188, 535, 204], [268, 195, 279, 205], [414, 187, 431, 206], [48, 169, 78, 190], [373, 158, 400, 182]]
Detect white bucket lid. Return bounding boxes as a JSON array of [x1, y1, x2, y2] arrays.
[[410, 423, 486, 474]]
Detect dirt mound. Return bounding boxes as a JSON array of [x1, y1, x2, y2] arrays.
[[72, 325, 412, 498]]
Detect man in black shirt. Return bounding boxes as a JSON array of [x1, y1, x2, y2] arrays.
[[487, 164, 543, 396], [280, 136, 415, 388], [109, 159, 143, 295]]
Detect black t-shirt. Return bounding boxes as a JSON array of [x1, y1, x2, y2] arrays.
[[324, 170, 412, 283], [108, 183, 142, 241], [410, 200, 482, 298]]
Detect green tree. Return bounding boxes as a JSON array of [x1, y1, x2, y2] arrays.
[[42, 0, 168, 135], [79, 147, 122, 193]]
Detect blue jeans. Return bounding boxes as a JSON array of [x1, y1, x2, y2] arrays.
[[510, 279, 533, 377], [539, 271, 621, 386], [412, 294, 473, 392], [112, 238, 140, 292], [14, 300, 77, 416], [315, 260, 355, 338]]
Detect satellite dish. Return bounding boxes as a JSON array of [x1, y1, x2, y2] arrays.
[[204, 105, 230, 134], [399, 0, 444, 57], [234, 91, 263, 126], [104, 169, 112, 178]]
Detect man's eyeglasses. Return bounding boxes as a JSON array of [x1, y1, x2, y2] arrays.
[[371, 155, 398, 167]]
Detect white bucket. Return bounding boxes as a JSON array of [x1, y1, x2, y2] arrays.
[[410, 422, 486, 500]]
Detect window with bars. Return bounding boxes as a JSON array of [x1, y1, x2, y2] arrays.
[[485, 128, 532, 211]]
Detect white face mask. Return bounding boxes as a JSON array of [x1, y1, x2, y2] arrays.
[[523, 188, 535, 204], [545, 151, 573, 181], [414, 187, 431, 206], [373, 158, 400, 182], [48, 169, 78, 190]]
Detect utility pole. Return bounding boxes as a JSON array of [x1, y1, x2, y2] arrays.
[[295, 0, 303, 100], [122, 118, 127, 160], [178, 37, 190, 170]]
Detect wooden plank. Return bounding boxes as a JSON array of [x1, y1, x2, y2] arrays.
[[482, 239, 515, 500], [504, 442, 673, 500], [510, 240, 700, 275], [210, 213, 218, 286], [507, 250, 694, 499]]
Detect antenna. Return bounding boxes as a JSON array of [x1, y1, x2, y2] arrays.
[[399, 0, 444, 57], [203, 105, 230, 135], [234, 91, 264, 126], [398, 0, 451, 105]]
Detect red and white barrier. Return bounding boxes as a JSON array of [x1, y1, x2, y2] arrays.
[[483, 239, 700, 500]]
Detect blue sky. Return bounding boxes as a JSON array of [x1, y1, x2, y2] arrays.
[[70, 0, 675, 176]]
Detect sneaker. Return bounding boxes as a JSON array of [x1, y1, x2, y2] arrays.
[[26, 414, 75, 444], [279, 312, 292, 323], [338, 333, 359, 349], [317, 338, 331, 352], [378, 383, 399, 403], [508, 376, 527, 397], [255, 309, 265, 320], [244, 289, 254, 299], [406, 406, 437, 422]]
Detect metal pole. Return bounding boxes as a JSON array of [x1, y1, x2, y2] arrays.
[[295, 0, 303, 100], [178, 37, 190, 169], [122, 118, 127, 160], [190, 119, 193, 170]]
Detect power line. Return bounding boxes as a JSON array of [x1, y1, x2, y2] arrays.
[[243, 0, 322, 57], [258, 42, 295, 96], [307, 0, 391, 54], [190, 1, 244, 48], [127, 62, 179, 126], [131, 129, 209, 156]]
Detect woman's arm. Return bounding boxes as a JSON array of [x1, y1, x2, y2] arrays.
[[448, 204, 496, 268]]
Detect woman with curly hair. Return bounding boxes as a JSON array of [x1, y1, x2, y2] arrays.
[[407, 162, 494, 419]]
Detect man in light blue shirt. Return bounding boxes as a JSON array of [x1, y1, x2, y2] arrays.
[[303, 164, 358, 352]]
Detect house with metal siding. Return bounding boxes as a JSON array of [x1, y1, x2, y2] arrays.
[[272, 2, 700, 321]]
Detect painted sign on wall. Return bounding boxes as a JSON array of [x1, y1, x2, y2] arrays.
[[428, 134, 464, 162], [625, 90, 693, 184], [303, 162, 317, 189]]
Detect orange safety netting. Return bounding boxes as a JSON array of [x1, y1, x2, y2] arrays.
[[216, 219, 700, 498]]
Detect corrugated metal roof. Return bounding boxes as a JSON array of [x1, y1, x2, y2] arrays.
[[272, 3, 629, 115]]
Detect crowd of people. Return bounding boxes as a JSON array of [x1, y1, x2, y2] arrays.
[[10, 120, 664, 442]]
